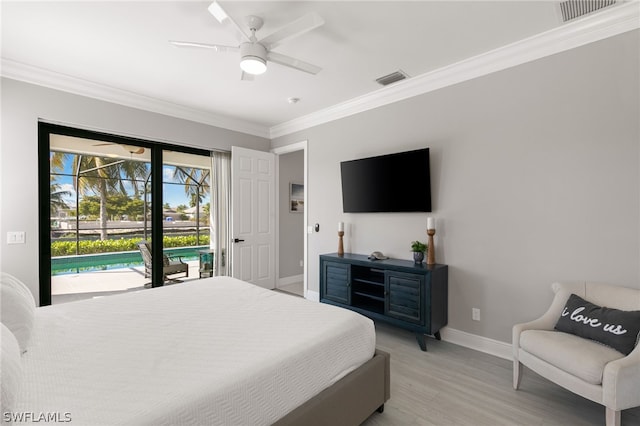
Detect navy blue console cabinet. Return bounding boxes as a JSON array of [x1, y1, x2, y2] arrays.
[[320, 253, 448, 351]]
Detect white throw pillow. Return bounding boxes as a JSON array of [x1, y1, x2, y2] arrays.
[[1, 323, 23, 420], [0, 272, 36, 353]]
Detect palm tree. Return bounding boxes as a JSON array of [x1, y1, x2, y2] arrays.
[[50, 180, 71, 215], [172, 166, 210, 244], [76, 156, 123, 240], [172, 166, 210, 207], [50, 151, 68, 174], [50, 152, 71, 215], [51, 150, 150, 240], [118, 160, 149, 198]]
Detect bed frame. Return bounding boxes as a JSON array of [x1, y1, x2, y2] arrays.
[[274, 349, 390, 425]]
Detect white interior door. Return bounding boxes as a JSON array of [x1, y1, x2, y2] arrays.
[[231, 146, 276, 289]]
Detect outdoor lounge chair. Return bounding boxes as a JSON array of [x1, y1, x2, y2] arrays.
[[137, 241, 189, 283]]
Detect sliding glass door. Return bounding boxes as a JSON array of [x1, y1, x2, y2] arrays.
[[161, 150, 211, 282], [39, 123, 211, 305]]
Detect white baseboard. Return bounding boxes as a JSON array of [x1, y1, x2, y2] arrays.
[[305, 289, 319, 302], [277, 274, 303, 288], [439, 327, 512, 360], [307, 291, 511, 360]]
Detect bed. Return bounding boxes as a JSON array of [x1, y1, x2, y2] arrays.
[[1, 274, 389, 425]]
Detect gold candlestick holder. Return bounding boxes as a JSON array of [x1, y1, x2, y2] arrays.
[[338, 231, 345, 256], [427, 229, 436, 265]]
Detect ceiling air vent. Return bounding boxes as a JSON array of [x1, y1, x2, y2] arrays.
[[559, 0, 616, 22], [375, 70, 409, 86]]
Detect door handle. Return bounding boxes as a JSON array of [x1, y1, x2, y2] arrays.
[[233, 238, 245, 243]]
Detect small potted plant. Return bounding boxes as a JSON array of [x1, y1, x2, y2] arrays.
[[411, 240, 427, 264]]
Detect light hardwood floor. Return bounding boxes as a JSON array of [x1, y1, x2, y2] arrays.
[[276, 281, 304, 297], [363, 323, 640, 426]]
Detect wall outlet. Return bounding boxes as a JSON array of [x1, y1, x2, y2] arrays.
[[472, 308, 481, 321], [299, 260, 304, 267]]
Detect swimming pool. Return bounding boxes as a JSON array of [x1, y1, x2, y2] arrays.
[[51, 246, 209, 275]]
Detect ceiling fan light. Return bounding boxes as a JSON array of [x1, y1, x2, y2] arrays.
[[207, 1, 227, 23], [240, 56, 267, 75], [239, 42, 268, 75]]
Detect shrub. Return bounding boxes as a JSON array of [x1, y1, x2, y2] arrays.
[[51, 235, 210, 257]]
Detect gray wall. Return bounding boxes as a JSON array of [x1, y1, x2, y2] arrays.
[[272, 30, 640, 343], [0, 78, 270, 304], [278, 150, 304, 279]]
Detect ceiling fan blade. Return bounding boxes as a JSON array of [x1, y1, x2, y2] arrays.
[[267, 52, 322, 75], [260, 12, 324, 50], [169, 40, 238, 53], [207, 1, 250, 42], [122, 145, 145, 155], [240, 71, 255, 81]]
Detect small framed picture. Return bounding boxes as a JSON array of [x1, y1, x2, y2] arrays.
[[290, 183, 304, 213]]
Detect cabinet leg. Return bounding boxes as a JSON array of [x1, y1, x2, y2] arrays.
[[416, 333, 427, 351], [434, 331, 441, 340]]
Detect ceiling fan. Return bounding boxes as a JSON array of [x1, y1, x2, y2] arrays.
[[170, 0, 324, 80]]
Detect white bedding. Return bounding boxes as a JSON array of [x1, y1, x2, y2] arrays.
[[14, 277, 375, 425]]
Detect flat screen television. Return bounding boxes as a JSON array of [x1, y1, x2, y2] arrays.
[[340, 148, 431, 213]]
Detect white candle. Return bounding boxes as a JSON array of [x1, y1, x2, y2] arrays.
[[338, 221, 344, 232], [427, 217, 435, 230]]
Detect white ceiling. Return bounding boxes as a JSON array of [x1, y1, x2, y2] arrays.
[[0, 1, 630, 138]]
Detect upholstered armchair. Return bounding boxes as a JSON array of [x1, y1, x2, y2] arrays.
[[513, 282, 640, 426]]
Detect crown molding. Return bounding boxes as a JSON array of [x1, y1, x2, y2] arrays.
[[0, 59, 270, 139], [3, 2, 637, 141], [269, 1, 639, 139]]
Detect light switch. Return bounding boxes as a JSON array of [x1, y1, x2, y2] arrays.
[[7, 231, 25, 244]]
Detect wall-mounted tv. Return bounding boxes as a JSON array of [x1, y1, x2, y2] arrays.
[[340, 148, 431, 213]]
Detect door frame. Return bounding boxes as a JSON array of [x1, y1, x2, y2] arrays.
[[271, 140, 308, 299]]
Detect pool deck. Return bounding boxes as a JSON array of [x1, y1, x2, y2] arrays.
[[52, 261, 202, 304]]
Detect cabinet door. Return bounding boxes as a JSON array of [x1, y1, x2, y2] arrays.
[[321, 261, 351, 304], [385, 271, 423, 324]]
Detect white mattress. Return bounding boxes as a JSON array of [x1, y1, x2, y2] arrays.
[[15, 277, 375, 425]]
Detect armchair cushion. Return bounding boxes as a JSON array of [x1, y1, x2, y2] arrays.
[[521, 330, 624, 385], [555, 294, 640, 355]]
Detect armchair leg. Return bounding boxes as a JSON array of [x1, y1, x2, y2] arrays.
[[513, 360, 522, 390], [605, 407, 620, 426]]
